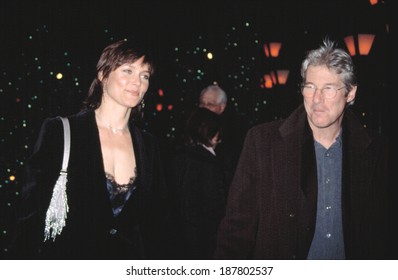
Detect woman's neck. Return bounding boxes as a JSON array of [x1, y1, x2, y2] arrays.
[[95, 106, 131, 134]]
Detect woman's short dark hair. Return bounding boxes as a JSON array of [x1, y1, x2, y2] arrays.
[[185, 107, 223, 147], [82, 39, 155, 112]]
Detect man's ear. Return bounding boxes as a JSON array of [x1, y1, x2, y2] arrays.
[[346, 85, 357, 104]]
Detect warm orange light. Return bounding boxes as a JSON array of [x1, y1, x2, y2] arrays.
[[9, 175, 16, 181], [263, 42, 282, 58], [156, 103, 163, 111], [344, 35, 356, 56], [269, 42, 282, 57], [369, 0, 378, 5], [358, 34, 375, 55], [158, 88, 164, 97], [263, 74, 273, 89], [344, 34, 375, 56], [277, 70, 290, 85], [167, 104, 173, 111]]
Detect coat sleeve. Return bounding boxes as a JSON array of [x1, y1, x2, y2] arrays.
[[214, 127, 259, 259], [13, 117, 64, 258]]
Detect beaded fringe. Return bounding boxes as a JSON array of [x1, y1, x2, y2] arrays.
[[44, 171, 69, 242]]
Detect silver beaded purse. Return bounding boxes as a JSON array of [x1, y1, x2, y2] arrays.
[[44, 117, 70, 242]]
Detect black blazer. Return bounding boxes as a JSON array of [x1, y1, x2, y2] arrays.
[[14, 109, 170, 259], [173, 144, 228, 259]]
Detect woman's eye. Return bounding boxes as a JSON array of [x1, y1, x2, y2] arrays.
[[141, 74, 150, 80]]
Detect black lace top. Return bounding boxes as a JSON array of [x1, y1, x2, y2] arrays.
[[105, 170, 137, 216]]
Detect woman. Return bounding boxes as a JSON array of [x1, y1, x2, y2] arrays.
[[14, 39, 170, 259], [172, 107, 229, 259]]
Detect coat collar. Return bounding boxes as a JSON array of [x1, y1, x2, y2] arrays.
[[278, 104, 372, 153], [269, 105, 369, 203]]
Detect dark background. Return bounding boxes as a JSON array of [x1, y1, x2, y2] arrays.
[[0, 0, 390, 258]]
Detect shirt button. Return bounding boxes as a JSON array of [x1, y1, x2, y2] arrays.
[[109, 228, 117, 235], [289, 213, 295, 218]]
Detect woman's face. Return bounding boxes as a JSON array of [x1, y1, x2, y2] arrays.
[[100, 57, 151, 109]]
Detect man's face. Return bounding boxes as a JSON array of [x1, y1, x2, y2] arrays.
[[199, 91, 226, 115]]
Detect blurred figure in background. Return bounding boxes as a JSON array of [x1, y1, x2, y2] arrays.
[[173, 107, 229, 259], [199, 85, 228, 115], [199, 85, 249, 189]]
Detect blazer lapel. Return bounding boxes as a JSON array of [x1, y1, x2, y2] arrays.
[[117, 125, 146, 218]]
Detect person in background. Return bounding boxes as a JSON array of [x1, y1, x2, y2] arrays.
[[214, 38, 391, 259], [173, 107, 229, 259], [199, 85, 228, 115], [199, 84, 248, 188], [13, 39, 170, 259]]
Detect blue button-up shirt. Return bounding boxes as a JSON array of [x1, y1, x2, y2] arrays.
[[307, 131, 345, 259]]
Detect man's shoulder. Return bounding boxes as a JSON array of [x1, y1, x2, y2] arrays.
[[249, 119, 284, 135]]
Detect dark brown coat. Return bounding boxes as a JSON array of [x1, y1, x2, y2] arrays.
[[215, 105, 391, 259]]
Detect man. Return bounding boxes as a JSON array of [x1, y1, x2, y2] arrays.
[[199, 85, 227, 115], [214, 39, 390, 259]]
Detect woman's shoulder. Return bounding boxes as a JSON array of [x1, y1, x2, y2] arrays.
[[37, 116, 65, 136], [40, 109, 91, 125]]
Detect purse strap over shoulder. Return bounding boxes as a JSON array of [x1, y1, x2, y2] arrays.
[[59, 117, 70, 172], [43, 116, 70, 242]]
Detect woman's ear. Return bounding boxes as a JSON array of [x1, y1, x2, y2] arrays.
[[98, 71, 104, 81]]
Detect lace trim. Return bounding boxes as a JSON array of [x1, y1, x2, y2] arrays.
[[105, 170, 136, 195]]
